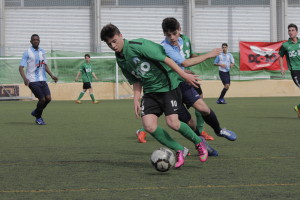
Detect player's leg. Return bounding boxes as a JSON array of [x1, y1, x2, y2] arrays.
[[217, 71, 230, 104], [178, 104, 218, 157], [192, 98, 237, 141], [164, 87, 208, 163], [76, 83, 88, 104], [88, 86, 99, 104], [193, 84, 214, 140], [28, 82, 47, 125], [291, 70, 300, 118], [141, 94, 186, 168]]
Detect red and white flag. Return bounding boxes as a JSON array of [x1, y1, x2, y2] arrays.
[[239, 41, 288, 71]]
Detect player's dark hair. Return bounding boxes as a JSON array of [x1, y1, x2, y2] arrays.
[[222, 43, 228, 47], [85, 54, 90, 58], [31, 34, 39, 40], [162, 17, 180, 33], [100, 23, 121, 42], [288, 23, 298, 32]]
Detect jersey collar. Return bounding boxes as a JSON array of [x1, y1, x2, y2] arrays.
[[288, 37, 300, 44], [116, 39, 128, 59]]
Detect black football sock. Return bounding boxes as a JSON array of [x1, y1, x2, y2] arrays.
[[35, 101, 45, 118], [219, 88, 228, 99], [202, 109, 222, 135]]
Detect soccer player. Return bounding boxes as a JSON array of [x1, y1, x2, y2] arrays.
[[279, 23, 300, 118], [19, 34, 58, 125], [75, 54, 99, 104], [101, 23, 208, 168], [161, 17, 237, 142], [214, 43, 235, 104], [161, 17, 218, 141]]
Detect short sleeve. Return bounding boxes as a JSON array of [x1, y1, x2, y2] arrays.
[[138, 40, 167, 62], [279, 45, 285, 57], [20, 51, 28, 67], [214, 56, 220, 64], [162, 43, 185, 66]]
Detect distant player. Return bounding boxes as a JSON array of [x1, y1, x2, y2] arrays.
[[75, 54, 99, 104], [101, 23, 208, 168], [19, 34, 58, 125], [214, 43, 235, 104], [279, 23, 300, 118]]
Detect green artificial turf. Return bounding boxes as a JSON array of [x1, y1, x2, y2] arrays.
[[0, 97, 299, 200]]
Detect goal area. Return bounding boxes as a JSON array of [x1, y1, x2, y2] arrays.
[[0, 50, 133, 100]]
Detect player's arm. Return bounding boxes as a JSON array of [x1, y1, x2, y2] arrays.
[[75, 72, 81, 82], [213, 56, 226, 68], [279, 45, 286, 76], [181, 48, 222, 68], [230, 54, 235, 68], [45, 64, 58, 83], [92, 72, 99, 81], [133, 82, 142, 118], [19, 51, 30, 86], [279, 56, 285, 76], [164, 57, 200, 88], [19, 66, 29, 86]]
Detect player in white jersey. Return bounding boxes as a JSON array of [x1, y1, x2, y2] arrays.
[[214, 43, 235, 104], [19, 34, 58, 125]]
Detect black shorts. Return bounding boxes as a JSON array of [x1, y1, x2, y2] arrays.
[[291, 70, 300, 88], [180, 82, 201, 108], [29, 81, 51, 99], [141, 87, 182, 117], [219, 71, 231, 85], [177, 104, 192, 123], [193, 82, 203, 96], [83, 82, 92, 89]]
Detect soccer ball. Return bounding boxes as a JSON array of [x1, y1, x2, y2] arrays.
[[150, 147, 176, 172]]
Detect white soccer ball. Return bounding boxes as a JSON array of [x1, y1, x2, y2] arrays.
[[150, 147, 176, 172]]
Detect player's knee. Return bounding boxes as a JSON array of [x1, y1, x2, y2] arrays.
[[144, 125, 156, 133], [224, 84, 230, 89], [166, 120, 181, 130], [39, 97, 46, 104], [46, 97, 51, 103]]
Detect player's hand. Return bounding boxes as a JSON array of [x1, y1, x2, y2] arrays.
[[51, 75, 58, 83], [23, 79, 30, 86], [208, 48, 222, 58], [134, 100, 141, 118], [183, 73, 201, 88], [184, 69, 195, 74]]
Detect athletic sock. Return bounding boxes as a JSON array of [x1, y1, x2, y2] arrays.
[[178, 122, 202, 144], [195, 110, 205, 133], [202, 109, 222, 135], [90, 94, 95, 101], [150, 126, 184, 151], [35, 101, 45, 118], [219, 88, 228, 99], [77, 92, 85, 100], [43, 99, 50, 109]]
